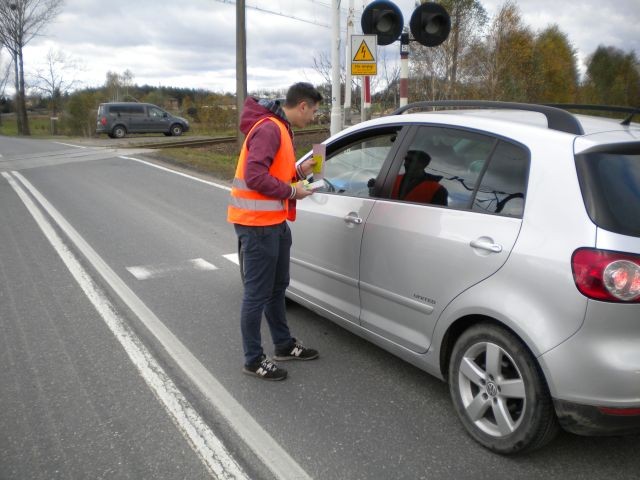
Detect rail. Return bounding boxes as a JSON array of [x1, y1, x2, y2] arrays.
[[135, 127, 329, 149]]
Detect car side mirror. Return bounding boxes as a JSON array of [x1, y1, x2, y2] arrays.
[[163, 112, 168, 118]]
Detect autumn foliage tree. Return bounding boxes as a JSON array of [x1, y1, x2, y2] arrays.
[[469, 1, 535, 101], [410, 0, 487, 101], [530, 25, 579, 103], [582, 46, 640, 107]]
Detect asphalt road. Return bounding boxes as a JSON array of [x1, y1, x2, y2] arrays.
[[1, 135, 639, 480]]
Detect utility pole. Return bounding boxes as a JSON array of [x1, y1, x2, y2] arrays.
[[399, 31, 409, 107], [329, 0, 341, 136], [236, 0, 247, 148], [343, 0, 354, 127]]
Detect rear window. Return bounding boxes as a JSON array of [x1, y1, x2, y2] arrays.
[[575, 147, 640, 237]]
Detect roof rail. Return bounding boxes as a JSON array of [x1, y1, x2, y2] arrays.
[[543, 104, 640, 126], [392, 100, 584, 135]]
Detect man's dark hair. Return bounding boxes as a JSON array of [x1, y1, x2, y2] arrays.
[[285, 82, 323, 108], [406, 149, 431, 165]]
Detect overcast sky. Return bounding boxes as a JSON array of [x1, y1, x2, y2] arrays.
[[13, 0, 640, 95]]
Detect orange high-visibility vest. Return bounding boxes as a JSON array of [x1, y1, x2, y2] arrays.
[[227, 116, 296, 226], [392, 174, 443, 204]]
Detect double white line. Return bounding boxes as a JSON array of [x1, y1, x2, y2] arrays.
[[2, 170, 311, 480]]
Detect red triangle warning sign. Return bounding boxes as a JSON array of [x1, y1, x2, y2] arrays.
[[353, 40, 375, 62]]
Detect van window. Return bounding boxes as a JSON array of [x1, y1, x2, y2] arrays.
[[149, 107, 165, 118], [126, 105, 145, 115], [576, 147, 640, 237]]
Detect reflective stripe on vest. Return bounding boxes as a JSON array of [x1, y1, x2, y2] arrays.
[[227, 116, 296, 226]]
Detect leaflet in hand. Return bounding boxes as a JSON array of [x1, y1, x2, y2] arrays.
[[311, 143, 326, 180], [305, 179, 326, 191]]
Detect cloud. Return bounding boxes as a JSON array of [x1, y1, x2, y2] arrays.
[[16, 0, 640, 95]]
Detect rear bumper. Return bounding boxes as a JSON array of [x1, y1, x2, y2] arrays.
[[555, 399, 640, 436]]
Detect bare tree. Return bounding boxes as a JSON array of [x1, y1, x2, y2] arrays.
[[371, 48, 400, 112], [104, 69, 137, 102], [0, 0, 64, 135], [410, 0, 487, 100], [32, 48, 81, 115], [0, 48, 12, 125]]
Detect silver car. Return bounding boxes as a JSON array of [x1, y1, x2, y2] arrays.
[[287, 101, 640, 454]]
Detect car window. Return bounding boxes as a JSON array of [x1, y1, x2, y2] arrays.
[[321, 131, 397, 198], [149, 107, 165, 118], [126, 105, 145, 115], [473, 141, 529, 217], [109, 105, 124, 114], [393, 127, 495, 208], [576, 148, 640, 237]]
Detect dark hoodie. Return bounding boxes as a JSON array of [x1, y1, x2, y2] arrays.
[[238, 96, 298, 202]]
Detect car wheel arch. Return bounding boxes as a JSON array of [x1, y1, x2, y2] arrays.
[[170, 123, 184, 136], [439, 315, 536, 381], [111, 124, 127, 138], [446, 320, 559, 453]]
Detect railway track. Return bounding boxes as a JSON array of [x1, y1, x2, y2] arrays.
[[136, 127, 329, 149]]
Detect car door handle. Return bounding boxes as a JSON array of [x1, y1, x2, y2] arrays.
[[470, 238, 503, 253], [344, 213, 363, 225]]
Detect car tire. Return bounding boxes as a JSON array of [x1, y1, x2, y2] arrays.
[[448, 323, 559, 454], [170, 124, 183, 136], [112, 125, 126, 138]]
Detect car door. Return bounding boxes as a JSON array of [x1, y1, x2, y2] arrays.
[[148, 106, 171, 132], [359, 126, 530, 353], [127, 104, 148, 132], [289, 125, 406, 325]]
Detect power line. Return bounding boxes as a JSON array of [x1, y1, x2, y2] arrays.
[[212, 0, 349, 30]]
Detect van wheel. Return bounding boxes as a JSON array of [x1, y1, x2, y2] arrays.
[[170, 124, 183, 136], [448, 323, 558, 454], [112, 125, 126, 138]]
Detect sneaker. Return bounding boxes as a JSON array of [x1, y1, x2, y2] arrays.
[[243, 355, 287, 381], [273, 339, 319, 361]]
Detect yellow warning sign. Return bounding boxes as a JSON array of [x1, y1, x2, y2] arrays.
[[351, 34, 377, 76], [351, 64, 377, 75], [353, 40, 375, 62]]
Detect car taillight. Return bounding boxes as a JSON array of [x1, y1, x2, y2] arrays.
[[100, 116, 107, 126], [572, 248, 640, 302]]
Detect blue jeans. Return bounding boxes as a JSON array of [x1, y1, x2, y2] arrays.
[[235, 222, 294, 366]]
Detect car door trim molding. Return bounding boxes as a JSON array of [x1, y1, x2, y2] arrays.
[[291, 256, 359, 288], [360, 280, 435, 315]]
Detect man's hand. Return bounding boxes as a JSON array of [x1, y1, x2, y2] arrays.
[[293, 181, 313, 199], [298, 157, 317, 177]]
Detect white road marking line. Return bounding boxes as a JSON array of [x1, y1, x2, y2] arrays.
[[127, 258, 218, 280], [119, 156, 231, 191], [223, 253, 240, 265], [7, 171, 312, 480], [2, 171, 247, 480], [53, 142, 87, 148]]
